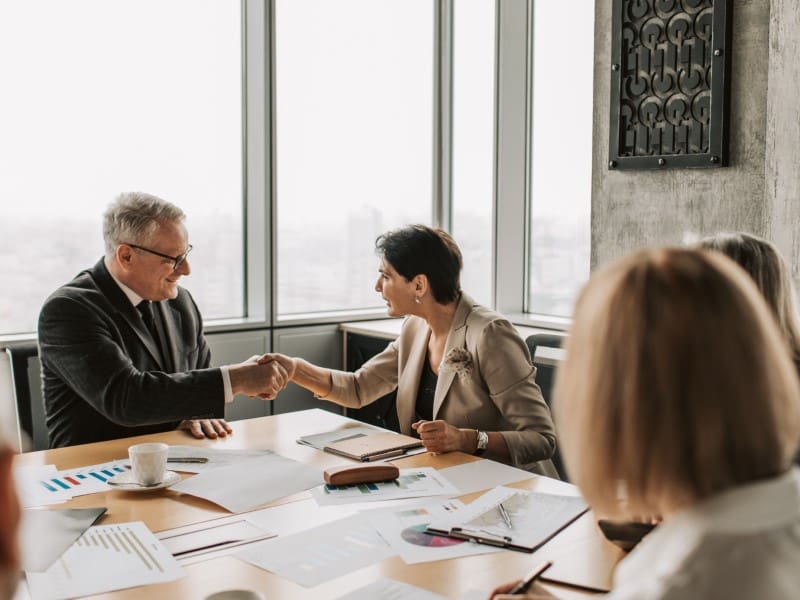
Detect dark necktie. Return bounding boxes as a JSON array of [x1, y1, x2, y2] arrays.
[[137, 301, 163, 360]]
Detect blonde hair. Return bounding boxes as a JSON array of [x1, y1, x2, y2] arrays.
[[555, 248, 800, 518], [698, 232, 800, 362]]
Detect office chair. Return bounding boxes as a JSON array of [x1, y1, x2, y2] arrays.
[[6, 343, 49, 450], [525, 333, 568, 481]]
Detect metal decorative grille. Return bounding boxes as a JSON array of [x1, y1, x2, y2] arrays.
[[608, 0, 732, 170]]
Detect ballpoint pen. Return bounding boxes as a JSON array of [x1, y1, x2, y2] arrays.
[[508, 560, 553, 595], [167, 457, 209, 463], [498, 502, 513, 529]]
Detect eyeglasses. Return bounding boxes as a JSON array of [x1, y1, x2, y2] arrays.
[[125, 243, 193, 270]]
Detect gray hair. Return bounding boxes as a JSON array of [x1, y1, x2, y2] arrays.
[[103, 192, 185, 257]]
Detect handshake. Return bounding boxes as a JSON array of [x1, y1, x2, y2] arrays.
[[228, 353, 296, 400]]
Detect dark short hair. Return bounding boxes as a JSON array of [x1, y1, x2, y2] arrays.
[[376, 225, 463, 304]]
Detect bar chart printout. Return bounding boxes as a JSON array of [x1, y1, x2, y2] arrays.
[[311, 467, 459, 506], [26, 522, 184, 600]]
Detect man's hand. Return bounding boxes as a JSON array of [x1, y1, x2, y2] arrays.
[[178, 418, 233, 439], [411, 419, 470, 454], [257, 353, 296, 379], [229, 358, 289, 399]]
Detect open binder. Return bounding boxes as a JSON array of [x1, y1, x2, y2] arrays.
[[425, 486, 588, 553]]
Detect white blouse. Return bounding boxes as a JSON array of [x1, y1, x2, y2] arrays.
[[607, 468, 800, 600]]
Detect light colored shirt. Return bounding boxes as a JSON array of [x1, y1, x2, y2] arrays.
[[608, 468, 800, 600], [105, 260, 233, 403]]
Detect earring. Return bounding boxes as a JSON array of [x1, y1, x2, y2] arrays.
[[415, 296, 421, 304]]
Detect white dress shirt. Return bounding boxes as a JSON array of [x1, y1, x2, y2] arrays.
[[607, 468, 800, 600], [105, 261, 233, 403]]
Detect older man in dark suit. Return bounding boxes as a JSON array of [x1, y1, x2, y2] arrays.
[[39, 192, 286, 448]]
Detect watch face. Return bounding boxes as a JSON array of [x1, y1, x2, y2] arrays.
[[477, 431, 489, 450]]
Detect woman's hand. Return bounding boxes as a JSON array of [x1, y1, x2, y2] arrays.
[[411, 419, 471, 454], [258, 353, 297, 380], [489, 580, 555, 599]]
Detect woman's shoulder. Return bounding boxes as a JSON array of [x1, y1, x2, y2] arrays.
[[463, 302, 515, 334]]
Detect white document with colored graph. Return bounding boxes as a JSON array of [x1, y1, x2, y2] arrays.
[[26, 521, 184, 599], [311, 467, 458, 506]]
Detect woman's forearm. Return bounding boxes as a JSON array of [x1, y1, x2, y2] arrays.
[[290, 358, 335, 399]]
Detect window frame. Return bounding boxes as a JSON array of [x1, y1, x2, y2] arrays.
[[0, 0, 577, 342]]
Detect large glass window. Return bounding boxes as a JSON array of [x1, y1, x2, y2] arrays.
[[527, 0, 594, 317], [275, 0, 433, 317], [0, 0, 243, 335], [451, 0, 495, 306]]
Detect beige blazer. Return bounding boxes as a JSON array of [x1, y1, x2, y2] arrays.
[[326, 294, 558, 475]]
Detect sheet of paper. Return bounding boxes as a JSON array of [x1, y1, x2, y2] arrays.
[[428, 486, 588, 552], [368, 499, 503, 564], [236, 513, 394, 587], [171, 453, 323, 513], [311, 467, 458, 506], [14, 465, 71, 507], [25, 521, 184, 600], [438, 459, 535, 495], [15, 460, 131, 505], [55, 460, 131, 497], [337, 578, 447, 600], [165, 446, 276, 473], [158, 519, 274, 559], [20, 507, 106, 572], [296, 426, 378, 450]]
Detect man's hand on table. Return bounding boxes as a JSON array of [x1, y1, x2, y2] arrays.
[[178, 418, 233, 439]]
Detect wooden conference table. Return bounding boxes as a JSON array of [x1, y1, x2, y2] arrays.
[[15, 409, 622, 599]]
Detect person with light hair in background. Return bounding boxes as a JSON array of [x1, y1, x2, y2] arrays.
[[491, 248, 800, 599], [698, 232, 800, 372]]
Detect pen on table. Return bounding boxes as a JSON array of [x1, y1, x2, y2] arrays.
[[167, 457, 208, 463], [508, 560, 553, 595], [498, 502, 513, 529]]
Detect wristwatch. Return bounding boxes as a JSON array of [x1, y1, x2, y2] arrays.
[[475, 430, 489, 455]]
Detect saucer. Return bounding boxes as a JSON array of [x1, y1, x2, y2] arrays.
[[204, 591, 264, 600], [107, 470, 181, 491]]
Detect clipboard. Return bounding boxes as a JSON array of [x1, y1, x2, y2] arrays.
[[323, 432, 424, 462], [425, 486, 588, 553]]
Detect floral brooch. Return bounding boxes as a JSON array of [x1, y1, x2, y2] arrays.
[[440, 347, 473, 380]]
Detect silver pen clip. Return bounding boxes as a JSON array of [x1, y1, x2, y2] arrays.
[[449, 527, 512, 546]]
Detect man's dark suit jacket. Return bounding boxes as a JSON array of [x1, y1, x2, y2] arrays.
[[38, 259, 225, 448]]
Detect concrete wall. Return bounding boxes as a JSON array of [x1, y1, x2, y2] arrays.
[[591, 0, 792, 270], [765, 0, 800, 279]]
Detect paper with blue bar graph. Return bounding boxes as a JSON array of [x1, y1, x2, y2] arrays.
[[14, 460, 131, 507], [26, 521, 184, 600], [311, 467, 459, 506]]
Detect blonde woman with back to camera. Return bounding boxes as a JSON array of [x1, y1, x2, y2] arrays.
[[491, 248, 800, 600]]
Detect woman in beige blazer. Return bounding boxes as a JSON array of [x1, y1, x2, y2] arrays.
[[266, 225, 557, 475]]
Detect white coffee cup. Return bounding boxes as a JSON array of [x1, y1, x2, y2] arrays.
[[128, 442, 168, 485]]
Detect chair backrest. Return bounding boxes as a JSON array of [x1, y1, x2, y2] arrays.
[[6, 343, 48, 451], [525, 333, 568, 481], [0, 351, 21, 452]]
